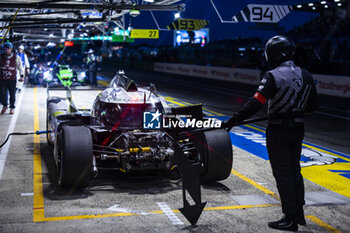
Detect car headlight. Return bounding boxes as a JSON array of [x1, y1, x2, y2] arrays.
[[43, 70, 53, 81], [77, 71, 86, 81]]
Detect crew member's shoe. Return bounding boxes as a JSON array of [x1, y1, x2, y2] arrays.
[[268, 215, 298, 231], [296, 216, 306, 225], [1, 106, 7, 114], [10, 109, 14, 115]]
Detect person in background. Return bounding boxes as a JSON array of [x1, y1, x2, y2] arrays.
[[17, 44, 30, 92], [86, 49, 98, 87], [223, 35, 319, 231], [0, 42, 24, 115]]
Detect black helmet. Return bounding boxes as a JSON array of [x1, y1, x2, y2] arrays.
[[264, 35, 295, 68]]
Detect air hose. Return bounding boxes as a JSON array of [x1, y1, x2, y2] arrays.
[[0, 130, 52, 148]]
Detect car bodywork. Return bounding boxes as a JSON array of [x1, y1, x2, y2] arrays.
[[30, 64, 87, 87], [47, 71, 233, 188]]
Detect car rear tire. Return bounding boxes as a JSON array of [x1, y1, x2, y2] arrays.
[[199, 129, 233, 183], [57, 126, 93, 188], [46, 111, 53, 146]]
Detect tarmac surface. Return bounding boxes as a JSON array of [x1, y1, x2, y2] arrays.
[[0, 70, 349, 232]]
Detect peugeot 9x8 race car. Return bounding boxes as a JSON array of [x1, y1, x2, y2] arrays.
[[46, 71, 233, 188]]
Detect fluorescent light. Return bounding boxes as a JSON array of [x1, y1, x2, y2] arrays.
[[143, 0, 154, 2], [47, 42, 56, 47], [44, 28, 47, 31], [174, 12, 181, 19], [334, 0, 340, 2], [312, 6, 316, 10], [297, 5, 302, 8], [325, 5, 328, 8], [321, 1, 327, 4], [308, 3, 314, 6], [337, 3, 342, 6], [49, 34, 54, 37]]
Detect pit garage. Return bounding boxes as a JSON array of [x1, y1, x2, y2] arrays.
[[0, 1, 350, 232]]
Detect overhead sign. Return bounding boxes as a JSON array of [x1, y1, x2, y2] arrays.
[[130, 29, 159, 39], [232, 4, 293, 23], [167, 18, 209, 31]]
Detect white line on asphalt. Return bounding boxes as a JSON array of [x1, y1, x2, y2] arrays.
[[21, 193, 33, 196], [107, 204, 153, 215], [156, 202, 184, 226], [0, 88, 26, 181]]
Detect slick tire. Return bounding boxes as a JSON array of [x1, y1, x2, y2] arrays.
[[200, 129, 233, 183], [46, 111, 53, 146], [57, 126, 93, 188]]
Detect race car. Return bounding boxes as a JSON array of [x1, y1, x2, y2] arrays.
[[29, 63, 53, 85], [30, 63, 87, 87], [46, 71, 233, 188]]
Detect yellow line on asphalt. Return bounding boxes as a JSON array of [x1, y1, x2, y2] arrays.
[[236, 125, 344, 232], [31, 88, 277, 223], [244, 124, 265, 133], [34, 204, 276, 222], [164, 97, 187, 107], [231, 169, 280, 200], [203, 204, 277, 211], [306, 215, 342, 233], [33, 87, 45, 222], [29, 89, 342, 233], [302, 144, 350, 162], [97, 80, 109, 87], [42, 212, 138, 221]]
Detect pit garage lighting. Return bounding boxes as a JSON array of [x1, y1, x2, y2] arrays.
[[174, 12, 181, 19], [44, 28, 48, 31], [143, 0, 155, 2], [312, 6, 316, 10], [321, 1, 327, 4], [49, 34, 54, 37], [337, 3, 342, 6], [325, 5, 329, 8], [334, 0, 340, 2], [308, 3, 314, 6], [47, 42, 56, 47], [297, 5, 302, 8]]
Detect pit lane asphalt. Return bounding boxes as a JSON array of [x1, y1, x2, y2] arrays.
[[0, 70, 349, 232]]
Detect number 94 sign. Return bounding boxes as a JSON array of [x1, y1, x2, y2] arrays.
[[232, 4, 293, 23]]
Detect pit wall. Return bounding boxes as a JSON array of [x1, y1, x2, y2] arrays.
[[154, 62, 350, 98]]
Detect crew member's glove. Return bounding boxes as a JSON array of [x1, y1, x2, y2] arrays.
[[221, 116, 240, 131], [19, 75, 24, 82]]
